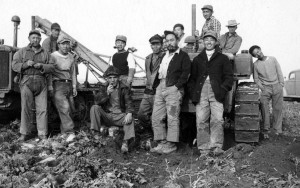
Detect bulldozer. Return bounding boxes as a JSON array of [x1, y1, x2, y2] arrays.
[[0, 5, 260, 143]]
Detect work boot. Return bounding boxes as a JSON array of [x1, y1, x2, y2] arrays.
[[121, 141, 128, 153], [150, 140, 167, 153], [18, 134, 29, 142], [160, 142, 177, 154]]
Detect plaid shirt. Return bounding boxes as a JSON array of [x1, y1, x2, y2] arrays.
[[200, 16, 221, 39], [219, 32, 242, 55]]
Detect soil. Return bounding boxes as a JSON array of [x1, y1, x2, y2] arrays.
[[0, 101, 300, 188]]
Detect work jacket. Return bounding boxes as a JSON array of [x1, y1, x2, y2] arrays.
[[153, 49, 191, 90], [187, 49, 233, 104], [94, 82, 134, 114]]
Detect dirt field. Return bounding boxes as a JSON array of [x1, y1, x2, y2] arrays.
[[1, 101, 300, 188]]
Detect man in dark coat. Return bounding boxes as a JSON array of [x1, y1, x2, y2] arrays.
[[188, 30, 233, 155], [90, 66, 135, 153]]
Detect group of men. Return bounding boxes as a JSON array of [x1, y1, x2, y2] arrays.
[[12, 4, 284, 156]]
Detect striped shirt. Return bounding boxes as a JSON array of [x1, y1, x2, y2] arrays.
[[219, 32, 242, 55], [200, 16, 221, 39]]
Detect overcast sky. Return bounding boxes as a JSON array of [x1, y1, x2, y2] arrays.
[[1, 0, 300, 82]]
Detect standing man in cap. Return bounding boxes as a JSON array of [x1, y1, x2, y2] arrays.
[[151, 30, 191, 154], [49, 35, 77, 137], [199, 5, 221, 40], [42, 23, 61, 54], [173, 23, 187, 49], [219, 20, 243, 60], [90, 66, 135, 153], [188, 30, 233, 155], [249, 45, 284, 137], [137, 34, 164, 128], [109, 35, 136, 87], [12, 30, 54, 141]]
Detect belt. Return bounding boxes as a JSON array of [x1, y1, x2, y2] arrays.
[[54, 79, 71, 83]]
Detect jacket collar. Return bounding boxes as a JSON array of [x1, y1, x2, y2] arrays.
[[199, 48, 219, 61]]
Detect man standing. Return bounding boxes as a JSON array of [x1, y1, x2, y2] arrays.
[[173, 24, 187, 48], [42, 23, 61, 54], [110, 35, 136, 87], [137, 34, 164, 128], [12, 30, 54, 141], [249, 45, 284, 136], [90, 66, 135, 153], [200, 5, 221, 40], [188, 31, 233, 155], [219, 20, 243, 59], [50, 35, 77, 136], [151, 31, 191, 154]]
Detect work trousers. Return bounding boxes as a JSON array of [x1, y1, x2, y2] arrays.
[[260, 83, 283, 133], [137, 94, 154, 127], [53, 82, 74, 133], [152, 80, 183, 142], [90, 105, 135, 140], [20, 75, 48, 136], [196, 80, 224, 150]]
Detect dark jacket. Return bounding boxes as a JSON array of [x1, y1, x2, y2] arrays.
[[42, 36, 58, 54], [153, 49, 191, 89], [188, 50, 233, 104], [144, 52, 164, 94], [94, 82, 134, 113]]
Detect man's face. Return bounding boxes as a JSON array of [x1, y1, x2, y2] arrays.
[[162, 39, 168, 51], [252, 48, 264, 59], [174, 27, 184, 38], [58, 41, 70, 54], [115, 40, 126, 51], [28, 34, 41, 47], [165, 34, 178, 53], [228, 26, 237, 34], [107, 75, 119, 87], [202, 9, 213, 20], [51, 29, 60, 38], [151, 42, 162, 54], [203, 36, 216, 51]]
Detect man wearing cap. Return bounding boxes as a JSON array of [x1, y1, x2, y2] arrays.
[[219, 20, 243, 59], [90, 66, 135, 153], [49, 35, 77, 137], [109, 35, 136, 87], [249, 45, 284, 137], [188, 30, 233, 155], [182, 36, 197, 53], [12, 30, 55, 141], [137, 34, 164, 128], [200, 5, 221, 40], [173, 24, 187, 49], [42, 23, 61, 54], [150, 30, 191, 154]]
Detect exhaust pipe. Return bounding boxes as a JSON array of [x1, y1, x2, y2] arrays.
[[11, 15, 20, 48]]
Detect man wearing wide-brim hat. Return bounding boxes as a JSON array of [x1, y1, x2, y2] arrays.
[[219, 20, 243, 59], [187, 30, 233, 156], [90, 66, 135, 153], [199, 5, 221, 40]]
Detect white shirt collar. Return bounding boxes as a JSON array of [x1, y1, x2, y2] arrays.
[[166, 48, 180, 56]]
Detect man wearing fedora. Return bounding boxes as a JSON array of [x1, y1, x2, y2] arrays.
[[200, 5, 221, 40], [109, 35, 136, 87], [219, 20, 243, 60], [188, 30, 233, 155]]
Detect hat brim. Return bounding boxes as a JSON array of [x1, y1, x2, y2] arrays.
[[226, 23, 240, 27], [115, 39, 126, 43], [203, 34, 217, 41], [150, 40, 162, 44], [58, 40, 71, 44], [29, 32, 41, 37], [201, 7, 213, 11]]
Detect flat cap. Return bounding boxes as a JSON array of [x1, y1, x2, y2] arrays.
[[103, 66, 120, 77], [29, 29, 41, 37], [116, 35, 127, 43], [173, 23, 184, 30], [164, 30, 178, 39], [149, 34, 163, 44], [51, 23, 61, 30], [201, 5, 213, 11], [57, 35, 71, 44], [203, 30, 217, 40], [184, 36, 196, 43]]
